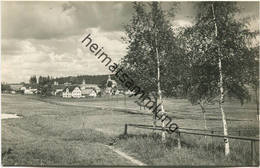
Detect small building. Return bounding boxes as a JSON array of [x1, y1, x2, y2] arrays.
[[55, 89, 63, 96], [24, 89, 34, 95], [20, 87, 26, 91], [56, 90, 63, 97], [81, 88, 97, 98], [125, 90, 135, 95], [54, 81, 59, 86], [62, 86, 81, 98], [52, 85, 66, 96]]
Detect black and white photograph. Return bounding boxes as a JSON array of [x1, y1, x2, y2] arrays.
[[1, 0, 259, 167]]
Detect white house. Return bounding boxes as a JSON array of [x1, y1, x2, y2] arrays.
[[81, 88, 97, 97], [24, 89, 34, 95], [62, 86, 81, 98], [55, 89, 63, 96], [22, 87, 37, 95], [20, 87, 26, 91]]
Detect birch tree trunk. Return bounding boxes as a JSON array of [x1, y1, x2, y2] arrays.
[[255, 86, 259, 120], [199, 101, 208, 130], [199, 101, 208, 148], [211, 3, 230, 156], [155, 37, 166, 142], [153, 97, 158, 130]]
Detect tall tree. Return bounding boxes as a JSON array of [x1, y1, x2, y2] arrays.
[[184, 2, 258, 155], [29, 75, 37, 85], [121, 2, 180, 141], [37, 76, 53, 97], [1, 83, 11, 92], [178, 26, 220, 142]]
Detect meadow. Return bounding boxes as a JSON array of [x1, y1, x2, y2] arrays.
[[1, 94, 259, 166]]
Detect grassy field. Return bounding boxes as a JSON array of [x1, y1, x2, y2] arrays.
[[34, 94, 259, 135], [1, 94, 259, 166]]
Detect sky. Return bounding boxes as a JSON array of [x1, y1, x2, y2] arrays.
[[1, 1, 259, 83]]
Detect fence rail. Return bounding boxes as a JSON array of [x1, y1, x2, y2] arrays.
[[126, 123, 257, 136], [124, 123, 259, 165]]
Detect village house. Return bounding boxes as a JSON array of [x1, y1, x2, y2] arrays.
[[79, 79, 101, 97], [24, 89, 34, 95], [62, 86, 81, 98], [52, 84, 66, 96], [81, 88, 97, 98], [80, 80, 101, 93], [19, 86, 38, 95]]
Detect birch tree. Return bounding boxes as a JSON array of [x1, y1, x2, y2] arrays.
[[121, 2, 180, 141], [188, 2, 258, 155], [179, 26, 219, 132]]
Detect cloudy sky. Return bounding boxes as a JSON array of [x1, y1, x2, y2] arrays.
[[1, 1, 259, 83]]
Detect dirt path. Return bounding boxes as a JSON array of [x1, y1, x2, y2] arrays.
[[105, 145, 146, 166], [1, 113, 22, 119]]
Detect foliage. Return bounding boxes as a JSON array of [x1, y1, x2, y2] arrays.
[[247, 46, 259, 89], [180, 2, 258, 105], [1, 83, 12, 92], [51, 75, 111, 88], [121, 2, 180, 96], [29, 75, 37, 85], [37, 76, 53, 97]]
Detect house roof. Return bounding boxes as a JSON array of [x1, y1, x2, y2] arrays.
[[80, 84, 100, 90], [81, 88, 96, 95], [63, 86, 80, 92]]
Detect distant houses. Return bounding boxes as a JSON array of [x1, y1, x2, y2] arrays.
[[52, 84, 66, 96], [8, 84, 37, 94], [54, 76, 125, 98], [80, 80, 101, 94], [62, 86, 81, 98], [3, 75, 131, 98], [58, 79, 101, 98], [81, 88, 97, 97]]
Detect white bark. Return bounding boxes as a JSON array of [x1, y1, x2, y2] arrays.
[[153, 97, 157, 130], [155, 37, 166, 142], [199, 101, 208, 130], [255, 86, 259, 120], [211, 3, 230, 156], [199, 101, 208, 148]]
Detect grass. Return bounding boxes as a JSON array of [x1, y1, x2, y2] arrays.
[[1, 94, 137, 165], [115, 132, 259, 166], [32, 94, 259, 132], [1, 94, 259, 166]]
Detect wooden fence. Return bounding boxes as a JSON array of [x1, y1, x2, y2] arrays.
[[123, 123, 259, 165]]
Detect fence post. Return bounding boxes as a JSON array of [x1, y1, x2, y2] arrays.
[[177, 131, 181, 149], [211, 131, 214, 142], [251, 140, 256, 165], [238, 130, 241, 136], [210, 131, 214, 149], [124, 124, 128, 135]]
